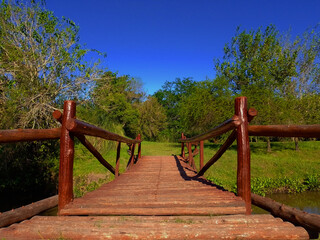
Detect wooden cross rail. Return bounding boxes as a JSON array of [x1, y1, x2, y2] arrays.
[[56, 100, 142, 213]]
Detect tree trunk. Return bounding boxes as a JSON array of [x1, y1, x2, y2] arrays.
[[267, 137, 271, 152]]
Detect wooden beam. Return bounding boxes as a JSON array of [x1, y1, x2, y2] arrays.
[[0, 195, 58, 228], [0, 128, 61, 143], [58, 101, 76, 214], [235, 97, 251, 215], [66, 118, 141, 144], [252, 193, 320, 232], [180, 115, 241, 143], [248, 125, 320, 138]]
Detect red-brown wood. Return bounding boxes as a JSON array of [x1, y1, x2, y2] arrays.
[[130, 144, 136, 168], [0, 195, 58, 228], [181, 132, 185, 158], [76, 134, 115, 175], [0, 128, 61, 143], [66, 118, 141, 144], [115, 141, 121, 178], [252, 193, 320, 233], [0, 215, 309, 239], [235, 97, 251, 215], [137, 134, 142, 159], [248, 124, 320, 138], [187, 143, 194, 168], [58, 100, 76, 214], [180, 115, 240, 143], [197, 108, 257, 177], [197, 130, 237, 176], [200, 140, 204, 170]]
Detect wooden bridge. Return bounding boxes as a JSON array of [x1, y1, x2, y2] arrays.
[[0, 97, 319, 239]]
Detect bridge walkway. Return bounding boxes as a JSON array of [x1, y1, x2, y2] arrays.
[[0, 156, 309, 239]]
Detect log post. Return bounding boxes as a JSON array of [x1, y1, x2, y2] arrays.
[[137, 134, 142, 160], [187, 143, 193, 167], [200, 140, 204, 170], [130, 144, 136, 168], [235, 97, 251, 215], [115, 141, 121, 178], [181, 133, 185, 158], [58, 100, 76, 214]]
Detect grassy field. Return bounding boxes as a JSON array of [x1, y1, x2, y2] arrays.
[[72, 140, 320, 197]]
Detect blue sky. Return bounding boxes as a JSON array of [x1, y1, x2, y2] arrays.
[[46, 0, 320, 95]]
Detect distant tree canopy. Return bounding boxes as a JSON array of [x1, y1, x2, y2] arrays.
[[153, 25, 320, 141]]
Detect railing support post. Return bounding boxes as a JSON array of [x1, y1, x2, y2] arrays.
[[115, 141, 121, 178], [187, 143, 193, 167], [235, 96, 251, 215], [181, 133, 185, 158], [200, 140, 204, 170], [137, 134, 142, 160], [58, 100, 76, 214]]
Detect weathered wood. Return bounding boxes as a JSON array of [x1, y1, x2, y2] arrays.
[[180, 115, 241, 143], [197, 130, 237, 176], [137, 134, 142, 159], [235, 97, 251, 215], [0, 195, 58, 228], [53, 110, 115, 175], [252, 193, 320, 232], [58, 100, 76, 214], [61, 156, 246, 217], [66, 118, 141, 144], [187, 142, 194, 168], [197, 108, 257, 177], [76, 134, 115, 175], [248, 124, 320, 138], [200, 140, 204, 170], [181, 132, 185, 158], [0, 215, 309, 239], [115, 141, 121, 178], [0, 128, 61, 143]]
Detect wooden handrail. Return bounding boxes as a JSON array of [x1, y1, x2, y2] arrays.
[[197, 130, 237, 176], [248, 125, 320, 138], [66, 118, 141, 144], [180, 115, 241, 143], [0, 128, 61, 143], [53, 110, 116, 175]]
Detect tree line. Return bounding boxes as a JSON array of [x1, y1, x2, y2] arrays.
[[0, 1, 319, 209]]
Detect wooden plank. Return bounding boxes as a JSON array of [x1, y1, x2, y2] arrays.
[[0, 128, 61, 143], [252, 193, 320, 232], [0, 215, 309, 239], [0, 195, 58, 228]]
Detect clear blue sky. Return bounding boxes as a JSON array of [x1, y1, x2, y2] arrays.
[[46, 0, 320, 95]]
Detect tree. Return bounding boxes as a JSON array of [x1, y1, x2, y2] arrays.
[[215, 25, 300, 151], [0, 0, 103, 129], [82, 71, 144, 139], [0, 0, 104, 210], [153, 77, 197, 140], [138, 96, 167, 141]]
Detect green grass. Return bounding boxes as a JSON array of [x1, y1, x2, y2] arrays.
[[72, 140, 320, 197]]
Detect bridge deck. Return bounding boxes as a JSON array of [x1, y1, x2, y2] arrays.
[[0, 156, 309, 239], [61, 155, 246, 216]]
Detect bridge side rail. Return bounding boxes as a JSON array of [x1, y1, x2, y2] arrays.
[[180, 96, 254, 215], [54, 100, 142, 213]]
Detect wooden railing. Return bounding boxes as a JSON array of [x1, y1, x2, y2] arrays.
[[180, 97, 255, 215], [53, 100, 142, 213], [0, 100, 142, 219], [180, 96, 320, 224]]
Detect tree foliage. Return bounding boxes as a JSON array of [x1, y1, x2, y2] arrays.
[[0, 0, 103, 129]]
